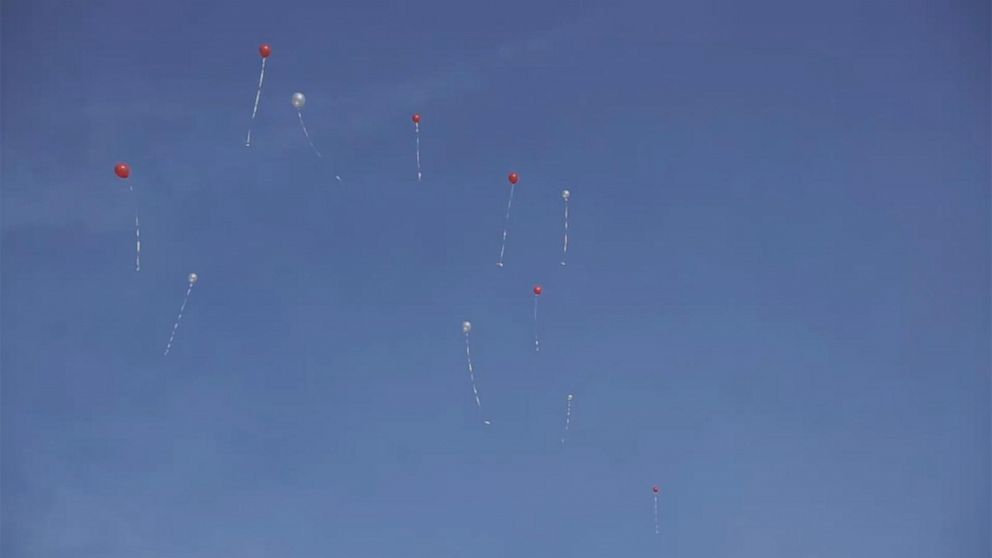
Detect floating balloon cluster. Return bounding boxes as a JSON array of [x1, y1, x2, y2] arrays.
[[110, 41, 663, 535]]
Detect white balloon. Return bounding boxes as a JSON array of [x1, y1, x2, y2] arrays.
[[188, 272, 198, 284], [567, 394, 574, 401], [462, 321, 472, 334], [562, 189, 571, 200], [291, 92, 306, 109]]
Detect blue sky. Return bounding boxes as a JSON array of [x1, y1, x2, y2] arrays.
[[2, 0, 989, 556]]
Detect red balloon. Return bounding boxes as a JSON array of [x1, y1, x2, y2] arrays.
[[114, 162, 130, 179], [652, 485, 660, 494], [412, 113, 421, 124], [259, 43, 272, 58], [508, 172, 519, 185], [533, 285, 543, 296]]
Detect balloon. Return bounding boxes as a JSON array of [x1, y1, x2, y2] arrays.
[[462, 320, 485, 422], [561, 393, 574, 447], [291, 92, 306, 109], [290, 93, 320, 156], [164, 273, 199, 356], [115, 162, 139, 270], [246, 45, 272, 146], [532, 285, 543, 350], [651, 485, 661, 534], [497, 172, 521, 266], [560, 189, 571, 266], [412, 113, 423, 181]]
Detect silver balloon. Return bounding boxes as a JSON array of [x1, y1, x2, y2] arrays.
[[562, 189, 571, 200], [567, 394, 574, 401], [462, 321, 472, 334], [188, 272, 198, 284], [291, 92, 306, 109]]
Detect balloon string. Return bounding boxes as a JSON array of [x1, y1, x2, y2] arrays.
[[653, 495, 660, 535], [465, 333, 482, 411], [135, 214, 141, 273], [130, 184, 140, 272], [561, 397, 572, 447], [414, 123, 422, 182], [497, 183, 515, 267], [533, 296, 540, 352], [245, 58, 266, 147], [163, 283, 195, 356], [561, 199, 569, 266], [297, 110, 322, 158]]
